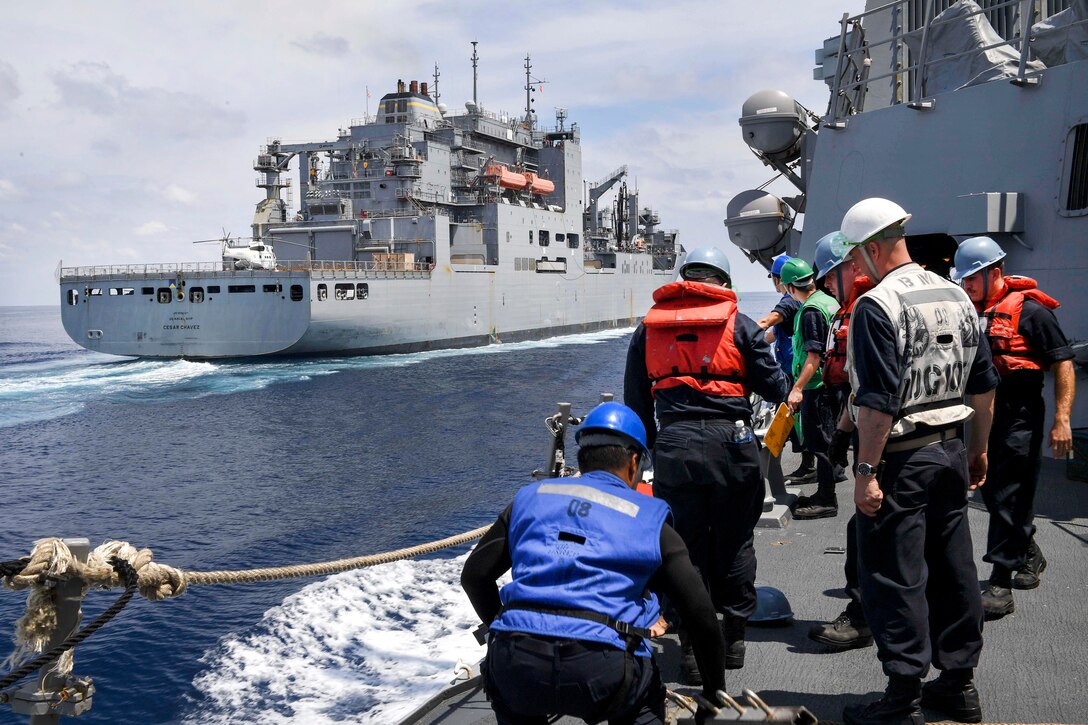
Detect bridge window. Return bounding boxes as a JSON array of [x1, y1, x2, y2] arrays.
[[567, 233, 580, 249], [207, 285, 221, 294], [317, 284, 328, 301], [190, 287, 205, 303], [142, 287, 154, 295], [67, 289, 79, 305], [356, 283, 369, 300], [228, 285, 255, 293], [539, 230, 550, 247], [109, 287, 134, 296], [157, 288, 172, 304], [1062, 123, 1088, 214], [89, 288, 103, 296], [334, 283, 355, 300], [263, 283, 281, 293], [290, 284, 304, 301]]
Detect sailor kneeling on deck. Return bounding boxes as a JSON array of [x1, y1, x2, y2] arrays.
[[461, 402, 725, 724]]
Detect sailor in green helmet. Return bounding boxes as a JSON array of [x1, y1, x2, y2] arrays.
[[779, 258, 842, 519]]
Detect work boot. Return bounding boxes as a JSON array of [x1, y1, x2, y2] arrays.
[[721, 615, 746, 670], [843, 675, 924, 725], [808, 607, 874, 650], [980, 583, 1015, 619], [1013, 539, 1047, 590], [679, 631, 702, 686], [785, 455, 817, 484], [793, 491, 838, 519], [921, 669, 982, 723]]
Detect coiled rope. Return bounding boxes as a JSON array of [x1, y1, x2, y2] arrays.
[[0, 526, 489, 690]]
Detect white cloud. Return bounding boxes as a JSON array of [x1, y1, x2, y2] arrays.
[[50, 61, 246, 140], [162, 184, 197, 204], [0, 179, 21, 200], [291, 32, 350, 57], [0, 60, 19, 117], [135, 221, 167, 236], [10, 223, 27, 234]]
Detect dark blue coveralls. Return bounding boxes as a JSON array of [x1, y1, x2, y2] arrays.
[[849, 295, 1000, 680]]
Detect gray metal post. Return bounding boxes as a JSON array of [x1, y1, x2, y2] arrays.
[[8, 537, 95, 723]]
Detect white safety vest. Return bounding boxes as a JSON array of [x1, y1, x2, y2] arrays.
[[846, 263, 980, 437]]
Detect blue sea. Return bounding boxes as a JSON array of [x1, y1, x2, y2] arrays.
[[0, 293, 780, 724]]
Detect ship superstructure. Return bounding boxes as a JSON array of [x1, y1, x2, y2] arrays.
[[722, 0, 1088, 424], [58, 52, 680, 359]]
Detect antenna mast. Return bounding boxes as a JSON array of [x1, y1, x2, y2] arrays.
[[432, 63, 441, 105], [524, 54, 547, 129], [471, 41, 479, 107]]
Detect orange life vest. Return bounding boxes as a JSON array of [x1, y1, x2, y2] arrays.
[[643, 281, 749, 398], [822, 276, 875, 386], [981, 276, 1060, 376]]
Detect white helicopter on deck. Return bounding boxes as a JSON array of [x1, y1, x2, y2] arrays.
[[196, 232, 278, 270]]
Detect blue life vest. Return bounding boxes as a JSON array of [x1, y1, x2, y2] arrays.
[[491, 470, 670, 657], [773, 293, 795, 377]]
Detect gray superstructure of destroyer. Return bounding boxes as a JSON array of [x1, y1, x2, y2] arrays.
[[723, 0, 1088, 427], [58, 51, 680, 359], [403, 2, 1088, 723]]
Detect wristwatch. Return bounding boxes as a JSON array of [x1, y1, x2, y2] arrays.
[[856, 461, 879, 477]]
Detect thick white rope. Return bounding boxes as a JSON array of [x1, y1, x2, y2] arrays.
[[2, 527, 487, 676]]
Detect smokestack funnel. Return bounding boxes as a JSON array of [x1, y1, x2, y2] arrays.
[[421, 82, 429, 97], [410, 80, 419, 94], [397, 79, 405, 93]]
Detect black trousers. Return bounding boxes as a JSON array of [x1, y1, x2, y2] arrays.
[[844, 513, 863, 617], [652, 418, 763, 618], [800, 386, 837, 495], [483, 633, 665, 724], [981, 394, 1045, 573], [856, 439, 983, 679]]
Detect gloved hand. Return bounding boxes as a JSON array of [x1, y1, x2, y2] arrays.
[[829, 428, 851, 469]]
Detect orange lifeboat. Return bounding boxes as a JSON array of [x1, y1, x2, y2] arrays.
[[484, 163, 530, 190], [524, 172, 555, 196]]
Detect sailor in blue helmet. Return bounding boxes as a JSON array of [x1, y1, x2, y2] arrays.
[[757, 253, 818, 483], [461, 402, 725, 724], [953, 236, 1075, 620], [625, 245, 788, 684]]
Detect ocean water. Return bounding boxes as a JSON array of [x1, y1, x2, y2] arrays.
[[0, 292, 781, 724]]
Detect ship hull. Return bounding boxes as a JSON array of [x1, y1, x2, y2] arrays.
[[59, 256, 671, 359]]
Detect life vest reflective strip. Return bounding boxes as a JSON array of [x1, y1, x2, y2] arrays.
[[791, 290, 840, 390], [643, 281, 749, 397], [981, 276, 1060, 376], [823, 277, 874, 386]]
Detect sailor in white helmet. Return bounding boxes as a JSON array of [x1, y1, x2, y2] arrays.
[[834, 198, 999, 725]]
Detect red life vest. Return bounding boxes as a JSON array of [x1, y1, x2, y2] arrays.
[[822, 276, 875, 386], [643, 281, 749, 398], [981, 276, 1060, 376]]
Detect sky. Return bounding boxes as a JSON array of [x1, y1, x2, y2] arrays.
[[0, 0, 862, 307]]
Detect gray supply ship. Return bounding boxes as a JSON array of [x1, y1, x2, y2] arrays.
[[723, 0, 1088, 427], [57, 51, 680, 359]]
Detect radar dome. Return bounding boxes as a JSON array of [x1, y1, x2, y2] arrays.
[[739, 90, 808, 163]]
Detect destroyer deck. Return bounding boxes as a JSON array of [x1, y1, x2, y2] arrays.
[[404, 451, 1088, 724]]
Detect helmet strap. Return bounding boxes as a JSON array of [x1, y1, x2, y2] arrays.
[[858, 245, 882, 282]]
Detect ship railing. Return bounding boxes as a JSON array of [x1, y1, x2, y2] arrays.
[[58, 260, 433, 282], [303, 259, 433, 279], [825, 0, 1075, 123], [59, 262, 231, 281]]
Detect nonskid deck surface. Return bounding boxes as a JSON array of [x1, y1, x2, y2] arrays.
[[409, 452, 1088, 724]]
